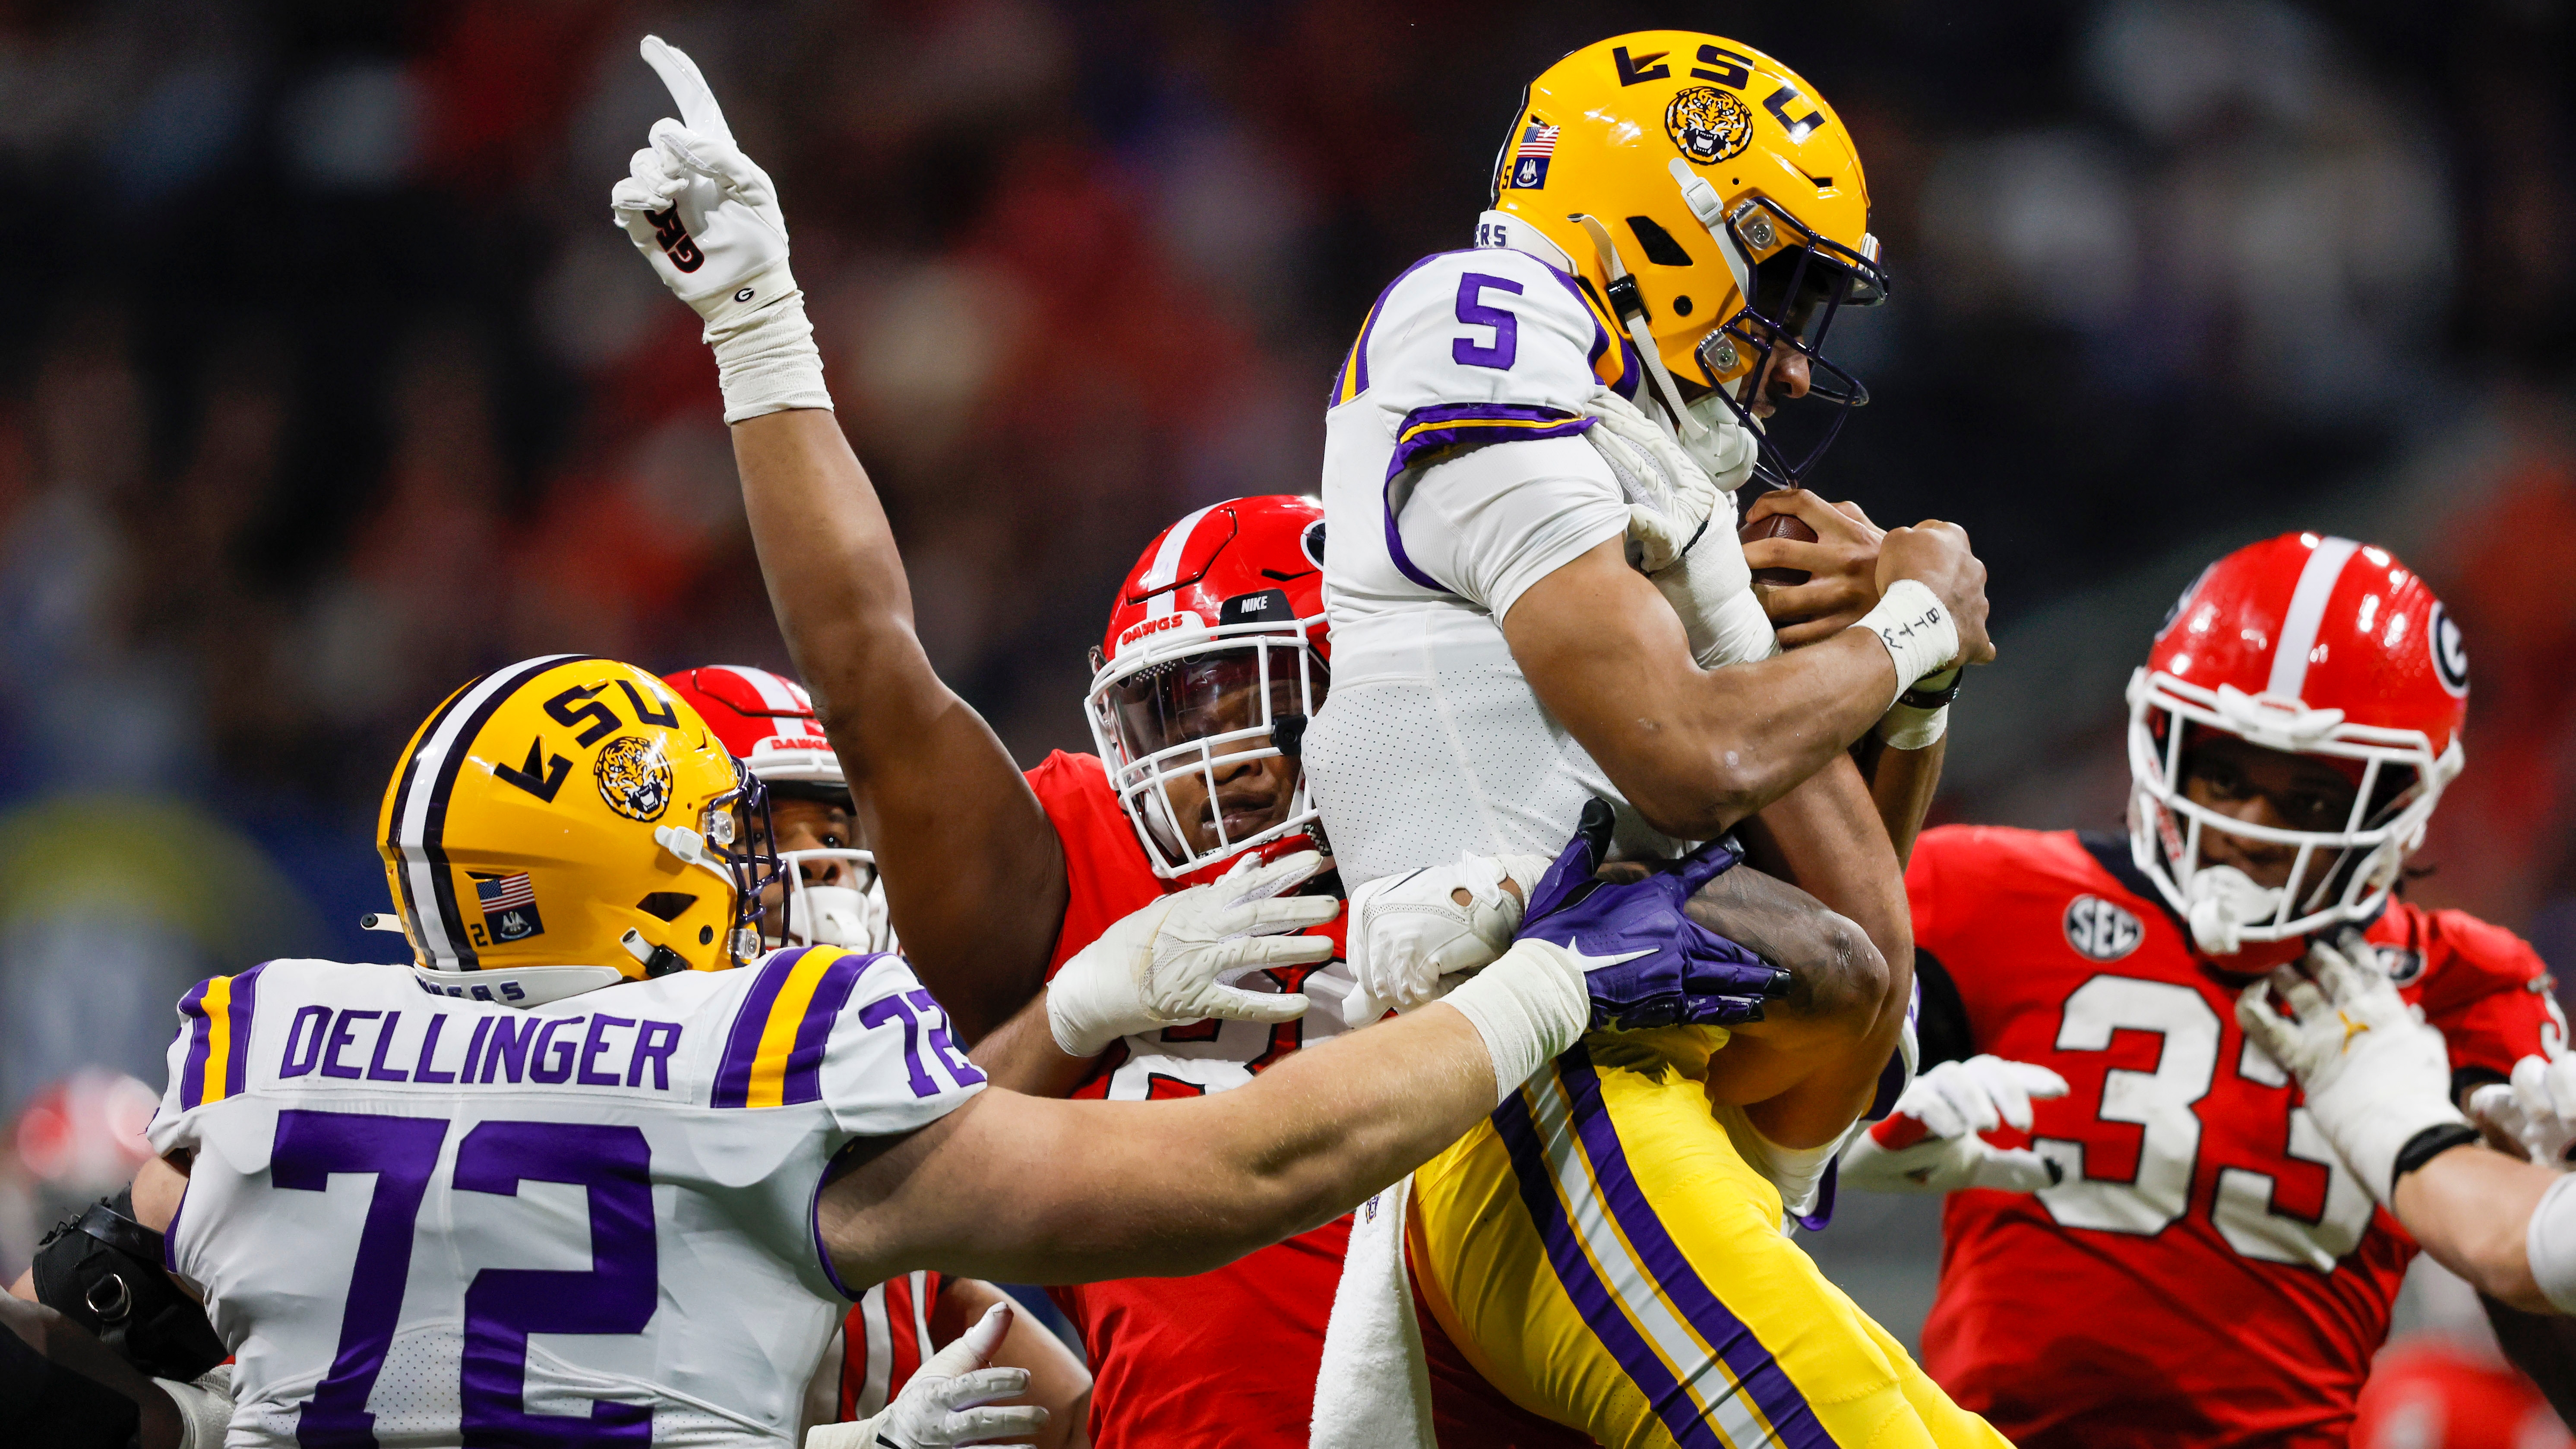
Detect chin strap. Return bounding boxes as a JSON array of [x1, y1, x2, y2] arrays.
[[1572, 214, 1706, 440]]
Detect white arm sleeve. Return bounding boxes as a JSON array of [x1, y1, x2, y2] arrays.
[[2527, 1171, 2576, 1314], [1395, 434, 1630, 620]]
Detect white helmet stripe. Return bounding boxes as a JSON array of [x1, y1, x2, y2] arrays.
[[1141, 505, 1219, 622], [2266, 536, 2360, 703], [391, 654, 585, 968]]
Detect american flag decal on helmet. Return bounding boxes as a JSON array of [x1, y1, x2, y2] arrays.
[[1510, 120, 1557, 190], [475, 872, 544, 942]]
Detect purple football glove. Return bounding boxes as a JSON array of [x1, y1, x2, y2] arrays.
[[1515, 800, 1792, 1031]]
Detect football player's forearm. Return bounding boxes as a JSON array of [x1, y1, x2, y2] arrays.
[[729, 410, 1066, 1034], [838, 1009, 1496, 1284], [1700, 766, 1907, 1147], [1507, 541, 1896, 840], [1853, 734, 1944, 867], [967, 990, 1104, 1096], [2391, 1146, 2557, 1313]]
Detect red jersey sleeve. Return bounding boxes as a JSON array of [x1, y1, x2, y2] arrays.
[[1023, 750, 1170, 981], [2408, 908, 2565, 1081]]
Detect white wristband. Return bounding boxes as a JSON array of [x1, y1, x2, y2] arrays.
[[2528, 1172, 2576, 1315], [1852, 579, 1958, 703], [706, 266, 832, 423], [1440, 939, 1587, 1105], [1875, 666, 1956, 750]]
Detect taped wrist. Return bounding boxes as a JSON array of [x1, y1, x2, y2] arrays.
[[1874, 667, 1958, 750], [1442, 939, 1587, 1105], [705, 265, 832, 423], [1852, 580, 1958, 704], [2526, 1172, 2576, 1315], [153, 1365, 234, 1449], [2352, 1109, 2475, 1204]]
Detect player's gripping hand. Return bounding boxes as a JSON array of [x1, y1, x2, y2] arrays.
[[1742, 490, 1886, 649], [610, 35, 795, 328], [1514, 800, 1791, 1032], [1340, 851, 1552, 1027], [1873, 521, 1995, 668], [807, 1302, 1045, 1449], [1841, 1056, 2070, 1194], [2469, 1054, 2576, 1168], [2237, 931, 2470, 1199], [1047, 850, 1338, 1057]]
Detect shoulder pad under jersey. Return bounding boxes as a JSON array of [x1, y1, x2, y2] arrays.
[[1330, 248, 1641, 452]]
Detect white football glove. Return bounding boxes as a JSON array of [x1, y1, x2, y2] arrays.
[[2236, 932, 2469, 1201], [807, 1302, 1044, 1449], [1047, 851, 1339, 1057], [1340, 853, 1552, 1027], [152, 1364, 234, 1449], [610, 35, 828, 421], [1840, 1055, 2071, 1195], [1587, 386, 1723, 569], [2469, 1053, 2576, 1169], [1582, 389, 1775, 670], [612, 36, 793, 323]]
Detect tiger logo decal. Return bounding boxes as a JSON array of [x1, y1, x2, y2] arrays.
[[595, 735, 673, 822], [1666, 85, 1754, 166]]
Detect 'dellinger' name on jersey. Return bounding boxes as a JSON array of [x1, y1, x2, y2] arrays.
[[148, 948, 983, 1449]]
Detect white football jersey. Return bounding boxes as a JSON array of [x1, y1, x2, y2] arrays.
[[146, 949, 982, 1448], [1307, 215, 1691, 886]]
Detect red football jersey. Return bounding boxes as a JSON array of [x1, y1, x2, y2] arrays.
[[1906, 826, 2563, 1449], [835, 1271, 945, 1421], [1023, 750, 1355, 1449]]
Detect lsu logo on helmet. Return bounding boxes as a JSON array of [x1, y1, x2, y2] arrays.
[[1665, 86, 1753, 165], [596, 734, 674, 821]]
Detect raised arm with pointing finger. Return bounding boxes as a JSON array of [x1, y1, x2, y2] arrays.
[[610, 36, 1063, 1041]]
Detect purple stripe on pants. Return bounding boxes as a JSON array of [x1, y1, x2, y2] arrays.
[[1556, 1043, 1837, 1448], [1492, 1082, 1728, 1449]]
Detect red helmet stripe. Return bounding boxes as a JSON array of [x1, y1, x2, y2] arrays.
[[2266, 535, 2360, 703]]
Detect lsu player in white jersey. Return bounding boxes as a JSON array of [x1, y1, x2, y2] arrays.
[[120, 653, 1774, 1448], [1303, 33, 2008, 1449]]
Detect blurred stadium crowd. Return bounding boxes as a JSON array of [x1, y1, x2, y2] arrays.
[[0, 0, 2570, 1341]]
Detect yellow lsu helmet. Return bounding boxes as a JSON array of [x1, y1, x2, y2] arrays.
[[1488, 33, 1889, 485], [376, 655, 779, 986]]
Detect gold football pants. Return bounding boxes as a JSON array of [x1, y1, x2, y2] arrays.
[[1408, 1031, 2010, 1448]]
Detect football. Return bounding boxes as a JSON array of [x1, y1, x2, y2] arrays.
[[1741, 510, 1817, 587]]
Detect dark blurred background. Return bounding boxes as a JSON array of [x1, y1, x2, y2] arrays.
[[1, 0, 2571, 1375]]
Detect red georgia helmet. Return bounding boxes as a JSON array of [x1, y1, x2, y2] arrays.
[[662, 665, 844, 789], [664, 666, 890, 952], [2126, 532, 2469, 954], [1085, 496, 1330, 878]]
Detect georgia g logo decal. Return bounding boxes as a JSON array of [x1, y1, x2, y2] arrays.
[[2429, 601, 2469, 698]]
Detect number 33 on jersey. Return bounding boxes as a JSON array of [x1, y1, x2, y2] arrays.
[[1904, 824, 2564, 1446], [147, 948, 983, 1448]]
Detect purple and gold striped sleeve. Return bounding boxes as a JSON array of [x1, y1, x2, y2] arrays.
[[712, 947, 878, 1109], [174, 963, 267, 1111]]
